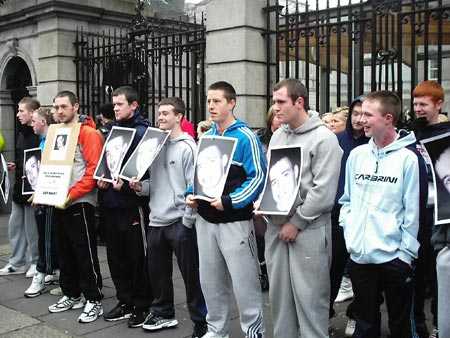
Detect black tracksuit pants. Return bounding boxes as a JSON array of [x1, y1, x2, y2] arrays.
[[349, 258, 415, 338], [35, 206, 58, 275], [147, 220, 206, 324], [104, 207, 152, 310], [55, 203, 102, 301]]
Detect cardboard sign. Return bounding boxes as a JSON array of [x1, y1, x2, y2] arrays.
[[33, 123, 81, 206]]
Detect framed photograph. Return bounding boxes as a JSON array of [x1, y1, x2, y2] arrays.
[[22, 148, 41, 195], [120, 127, 170, 181], [193, 135, 237, 202], [94, 126, 136, 183], [0, 154, 9, 204], [255, 145, 302, 215], [421, 132, 450, 224]]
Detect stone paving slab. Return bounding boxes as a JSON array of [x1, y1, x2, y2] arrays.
[[0, 324, 76, 338], [0, 305, 40, 335]]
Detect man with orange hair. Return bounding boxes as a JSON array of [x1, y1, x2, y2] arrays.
[[413, 80, 450, 338]]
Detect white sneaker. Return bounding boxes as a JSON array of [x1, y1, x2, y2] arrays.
[[335, 276, 354, 303], [78, 300, 103, 323], [345, 319, 356, 337], [48, 295, 85, 313], [202, 332, 230, 338], [25, 264, 37, 278], [44, 271, 59, 285], [50, 287, 63, 296], [0, 263, 27, 276], [429, 328, 439, 338], [24, 272, 45, 298]]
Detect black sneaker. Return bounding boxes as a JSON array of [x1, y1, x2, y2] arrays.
[[128, 308, 148, 328], [103, 302, 132, 322], [142, 313, 178, 331], [192, 322, 208, 338]]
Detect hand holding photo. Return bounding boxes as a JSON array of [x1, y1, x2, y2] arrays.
[[255, 145, 302, 215], [193, 136, 237, 201], [94, 126, 136, 183]]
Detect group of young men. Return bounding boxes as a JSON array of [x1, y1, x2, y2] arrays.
[[0, 77, 448, 338]]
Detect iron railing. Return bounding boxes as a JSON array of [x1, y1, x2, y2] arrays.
[[265, 0, 450, 117], [74, 8, 206, 125]]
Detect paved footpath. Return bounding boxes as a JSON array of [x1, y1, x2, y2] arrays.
[[0, 212, 432, 338]]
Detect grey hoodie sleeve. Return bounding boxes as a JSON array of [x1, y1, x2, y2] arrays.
[[182, 141, 197, 228], [136, 178, 150, 197], [290, 133, 343, 230]]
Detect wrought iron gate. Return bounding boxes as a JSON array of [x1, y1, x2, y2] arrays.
[[74, 10, 206, 125], [265, 0, 450, 116]]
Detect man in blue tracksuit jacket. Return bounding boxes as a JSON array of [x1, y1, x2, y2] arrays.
[[186, 81, 267, 338], [339, 91, 427, 338]]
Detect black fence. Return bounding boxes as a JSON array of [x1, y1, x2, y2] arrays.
[[265, 0, 450, 115], [74, 11, 206, 125]]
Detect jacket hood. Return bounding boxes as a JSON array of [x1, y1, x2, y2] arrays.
[[280, 112, 324, 135], [209, 118, 248, 134], [79, 115, 97, 129], [368, 129, 416, 155], [345, 95, 365, 133], [169, 132, 194, 144]]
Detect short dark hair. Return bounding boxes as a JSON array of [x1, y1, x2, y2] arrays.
[[18, 97, 40, 111], [54, 91, 79, 106], [273, 78, 309, 110], [158, 97, 186, 115], [112, 86, 139, 104], [364, 90, 401, 125], [99, 103, 115, 120], [208, 81, 236, 102]]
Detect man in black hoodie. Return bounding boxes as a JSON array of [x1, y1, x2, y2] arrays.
[[97, 86, 152, 328], [0, 97, 40, 278], [330, 96, 369, 336], [413, 80, 450, 338]]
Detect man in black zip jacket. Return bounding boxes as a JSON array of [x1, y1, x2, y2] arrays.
[[412, 80, 450, 338], [0, 97, 40, 277], [97, 86, 152, 328]]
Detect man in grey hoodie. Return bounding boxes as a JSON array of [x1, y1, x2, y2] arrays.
[[265, 79, 342, 338], [130, 97, 207, 338]]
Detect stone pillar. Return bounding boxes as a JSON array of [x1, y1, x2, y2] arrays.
[[0, 90, 15, 162], [205, 0, 269, 128]]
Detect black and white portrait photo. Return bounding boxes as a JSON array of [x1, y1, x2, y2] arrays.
[[22, 148, 41, 195], [120, 127, 170, 181], [94, 126, 136, 183], [421, 132, 450, 224], [50, 128, 71, 161], [256, 146, 302, 215], [0, 154, 9, 204], [193, 135, 237, 201]]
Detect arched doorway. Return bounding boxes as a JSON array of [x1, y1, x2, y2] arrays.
[[0, 56, 32, 160]]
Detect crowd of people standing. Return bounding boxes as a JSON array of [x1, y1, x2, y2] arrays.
[[0, 78, 448, 338]]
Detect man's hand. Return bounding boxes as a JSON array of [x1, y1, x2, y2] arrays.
[[7, 162, 16, 171], [210, 197, 224, 211], [97, 175, 110, 190], [278, 223, 300, 243], [112, 178, 123, 191], [129, 178, 142, 192], [186, 194, 198, 209]]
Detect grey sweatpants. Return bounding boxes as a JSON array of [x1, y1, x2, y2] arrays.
[[437, 246, 450, 338], [265, 223, 331, 338], [8, 202, 39, 267], [196, 216, 264, 338]]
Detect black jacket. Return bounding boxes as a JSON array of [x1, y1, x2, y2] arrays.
[[13, 125, 40, 204]]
